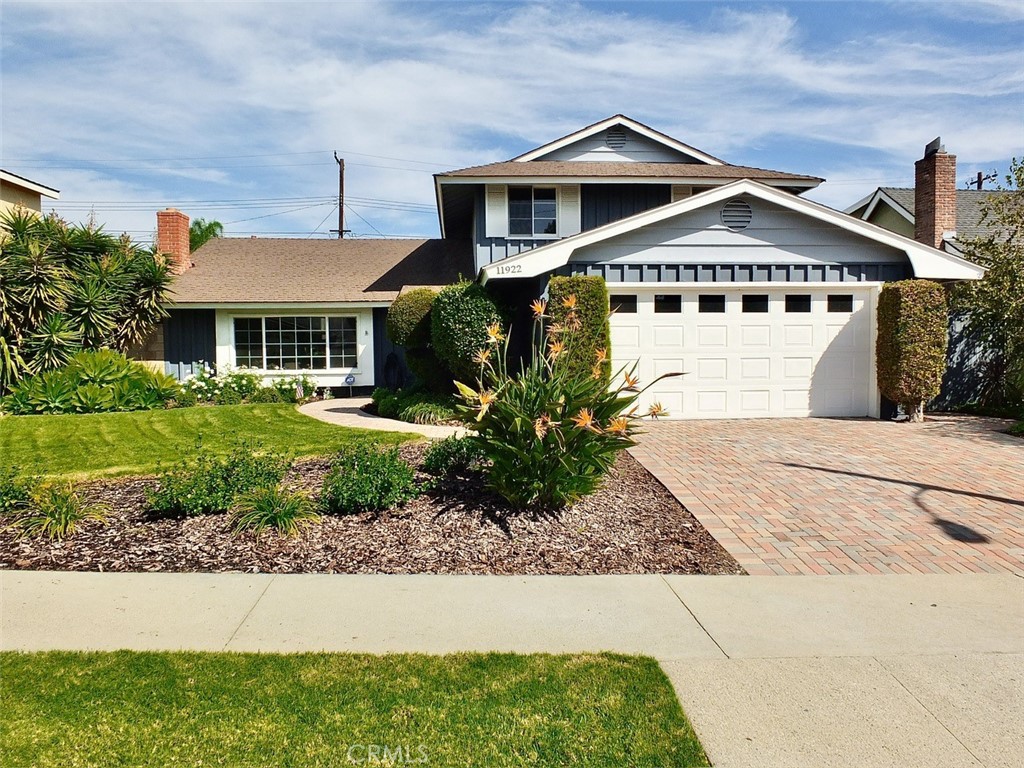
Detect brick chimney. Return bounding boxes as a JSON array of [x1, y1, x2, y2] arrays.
[[914, 137, 957, 249], [156, 208, 190, 273]]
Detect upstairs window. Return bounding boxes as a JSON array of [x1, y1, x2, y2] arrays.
[[508, 186, 557, 236]]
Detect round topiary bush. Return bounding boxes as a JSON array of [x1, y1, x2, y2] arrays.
[[431, 282, 506, 381], [386, 288, 438, 347]]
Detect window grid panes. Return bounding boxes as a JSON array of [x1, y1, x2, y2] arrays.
[[232, 316, 357, 371], [508, 186, 556, 236]]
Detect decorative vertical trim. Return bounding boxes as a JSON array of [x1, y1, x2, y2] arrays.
[[484, 184, 508, 238], [558, 184, 581, 237]]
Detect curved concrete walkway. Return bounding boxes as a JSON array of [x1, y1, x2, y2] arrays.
[[299, 397, 465, 439]]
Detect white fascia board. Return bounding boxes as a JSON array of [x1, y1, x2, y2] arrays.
[[596, 282, 884, 291], [845, 189, 915, 226], [0, 170, 60, 199], [511, 116, 725, 165], [481, 179, 985, 284], [170, 301, 394, 310], [437, 175, 818, 189]]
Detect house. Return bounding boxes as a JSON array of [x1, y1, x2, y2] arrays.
[[160, 115, 982, 418], [0, 169, 60, 215], [846, 139, 1008, 407]]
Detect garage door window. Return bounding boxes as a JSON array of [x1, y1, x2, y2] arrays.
[[828, 294, 854, 313], [742, 294, 769, 313], [655, 294, 682, 313], [785, 295, 812, 313], [610, 295, 637, 313], [698, 295, 726, 313]]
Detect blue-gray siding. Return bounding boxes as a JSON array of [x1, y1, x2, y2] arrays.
[[558, 262, 912, 283], [372, 307, 413, 390], [163, 309, 216, 379], [932, 312, 993, 409], [581, 183, 670, 230]]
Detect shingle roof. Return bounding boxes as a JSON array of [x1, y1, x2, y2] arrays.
[[879, 187, 1008, 241], [169, 238, 473, 305], [437, 161, 822, 183]]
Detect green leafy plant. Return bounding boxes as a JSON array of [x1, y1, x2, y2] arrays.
[[147, 442, 292, 516], [270, 374, 317, 403], [548, 276, 612, 382], [0, 468, 33, 516], [431, 281, 507, 382], [213, 387, 244, 405], [0, 208, 173, 395], [10, 483, 107, 540], [371, 386, 457, 425], [455, 295, 680, 509], [422, 436, 485, 477], [249, 386, 284, 404], [876, 280, 949, 421], [386, 288, 437, 347], [231, 487, 320, 537], [320, 445, 420, 514]]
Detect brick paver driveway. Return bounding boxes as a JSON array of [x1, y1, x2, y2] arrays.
[[630, 416, 1023, 576]]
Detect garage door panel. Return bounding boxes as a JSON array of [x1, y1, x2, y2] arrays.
[[740, 390, 771, 413], [696, 357, 728, 380], [740, 325, 771, 347], [653, 325, 683, 347], [783, 324, 814, 346], [696, 325, 728, 347], [740, 357, 771, 380], [784, 356, 814, 379], [611, 324, 641, 348]]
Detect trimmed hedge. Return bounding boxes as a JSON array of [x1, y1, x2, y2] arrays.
[[431, 282, 506, 381], [876, 280, 948, 421], [548, 275, 611, 382], [386, 288, 437, 347]]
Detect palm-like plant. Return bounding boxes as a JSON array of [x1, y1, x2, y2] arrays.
[[0, 207, 174, 394], [189, 218, 223, 252]]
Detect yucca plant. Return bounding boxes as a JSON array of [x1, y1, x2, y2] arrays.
[[454, 295, 681, 509], [10, 484, 108, 540], [0, 207, 173, 394], [231, 487, 320, 537]]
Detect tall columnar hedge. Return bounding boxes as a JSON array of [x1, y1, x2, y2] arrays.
[[431, 281, 506, 381], [547, 275, 611, 382], [386, 288, 437, 348], [876, 280, 949, 422]]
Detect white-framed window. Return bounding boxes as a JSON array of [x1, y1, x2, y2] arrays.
[[232, 316, 357, 371], [508, 186, 557, 237]]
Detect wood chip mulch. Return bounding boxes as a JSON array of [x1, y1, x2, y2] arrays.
[[0, 445, 743, 575]]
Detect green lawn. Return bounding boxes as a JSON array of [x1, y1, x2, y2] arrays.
[[0, 651, 708, 768], [0, 404, 409, 479]]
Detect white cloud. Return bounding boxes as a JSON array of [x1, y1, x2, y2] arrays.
[[1, 1, 1020, 237]]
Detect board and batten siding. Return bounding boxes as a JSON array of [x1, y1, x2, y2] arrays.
[[581, 183, 671, 231], [477, 184, 581, 271], [163, 309, 216, 379]]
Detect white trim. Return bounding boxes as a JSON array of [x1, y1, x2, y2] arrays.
[[511, 115, 725, 165], [481, 179, 985, 284], [844, 188, 914, 225], [592, 281, 884, 291], [171, 301, 393, 310], [0, 170, 60, 199], [437, 175, 818, 188]]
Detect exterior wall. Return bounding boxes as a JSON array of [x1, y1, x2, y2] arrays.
[[581, 183, 670, 230], [372, 306, 412, 390], [213, 306, 377, 388], [867, 204, 914, 239], [932, 311, 994, 409], [536, 128, 701, 163], [474, 186, 546, 270], [127, 324, 166, 372], [164, 309, 217, 379], [0, 181, 43, 214], [570, 198, 906, 266]]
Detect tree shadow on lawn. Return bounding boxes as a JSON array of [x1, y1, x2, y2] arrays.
[[425, 472, 565, 539], [778, 463, 1022, 544]]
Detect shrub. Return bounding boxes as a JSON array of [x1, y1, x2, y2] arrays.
[[877, 280, 949, 421], [172, 389, 199, 408], [213, 387, 244, 405], [455, 296, 680, 509], [231, 487, 320, 537], [373, 389, 402, 419], [386, 288, 437, 347], [182, 365, 262, 403], [271, 374, 317, 403], [147, 442, 292, 516], [10, 484, 107, 540], [320, 445, 420, 514], [372, 386, 457, 425], [249, 386, 284, 404], [1, 349, 180, 415], [548, 276, 612, 382], [431, 282, 507, 381], [0, 468, 33, 516], [405, 347, 453, 394], [422, 436, 485, 477]]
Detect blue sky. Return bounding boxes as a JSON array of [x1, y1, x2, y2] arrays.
[[2, 0, 1021, 242]]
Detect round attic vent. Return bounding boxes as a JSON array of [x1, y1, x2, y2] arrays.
[[721, 199, 753, 231], [605, 127, 627, 150]]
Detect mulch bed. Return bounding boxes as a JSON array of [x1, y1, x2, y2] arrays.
[[0, 445, 742, 575]]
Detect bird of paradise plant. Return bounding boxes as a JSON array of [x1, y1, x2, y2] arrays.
[[454, 295, 682, 509]]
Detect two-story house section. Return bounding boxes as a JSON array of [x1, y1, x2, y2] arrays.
[[440, 116, 981, 419]]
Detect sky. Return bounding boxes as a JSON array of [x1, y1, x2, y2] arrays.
[[1, 0, 1022, 243]]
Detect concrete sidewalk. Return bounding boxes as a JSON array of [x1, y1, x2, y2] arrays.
[[2, 571, 1022, 768], [299, 397, 464, 439]]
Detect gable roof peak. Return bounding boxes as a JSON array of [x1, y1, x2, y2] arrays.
[[510, 115, 725, 165]]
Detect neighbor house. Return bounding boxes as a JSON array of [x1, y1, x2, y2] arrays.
[[158, 115, 982, 418], [0, 169, 60, 216]]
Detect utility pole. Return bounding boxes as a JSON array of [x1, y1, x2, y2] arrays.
[[332, 152, 346, 238], [967, 170, 997, 190]]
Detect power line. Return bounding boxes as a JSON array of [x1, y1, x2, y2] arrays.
[[308, 204, 340, 239], [344, 203, 385, 237]]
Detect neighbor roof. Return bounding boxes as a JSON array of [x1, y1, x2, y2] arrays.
[[170, 238, 473, 305], [0, 169, 60, 199], [437, 161, 822, 184], [875, 187, 1006, 242]]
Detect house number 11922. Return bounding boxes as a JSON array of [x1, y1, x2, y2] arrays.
[[494, 264, 522, 275]]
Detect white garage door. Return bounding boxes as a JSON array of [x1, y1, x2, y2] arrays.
[[608, 287, 876, 418]]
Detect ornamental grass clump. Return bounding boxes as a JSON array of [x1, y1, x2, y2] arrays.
[[454, 294, 681, 509], [9, 483, 107, 540], [231, 487, 320, 537]]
